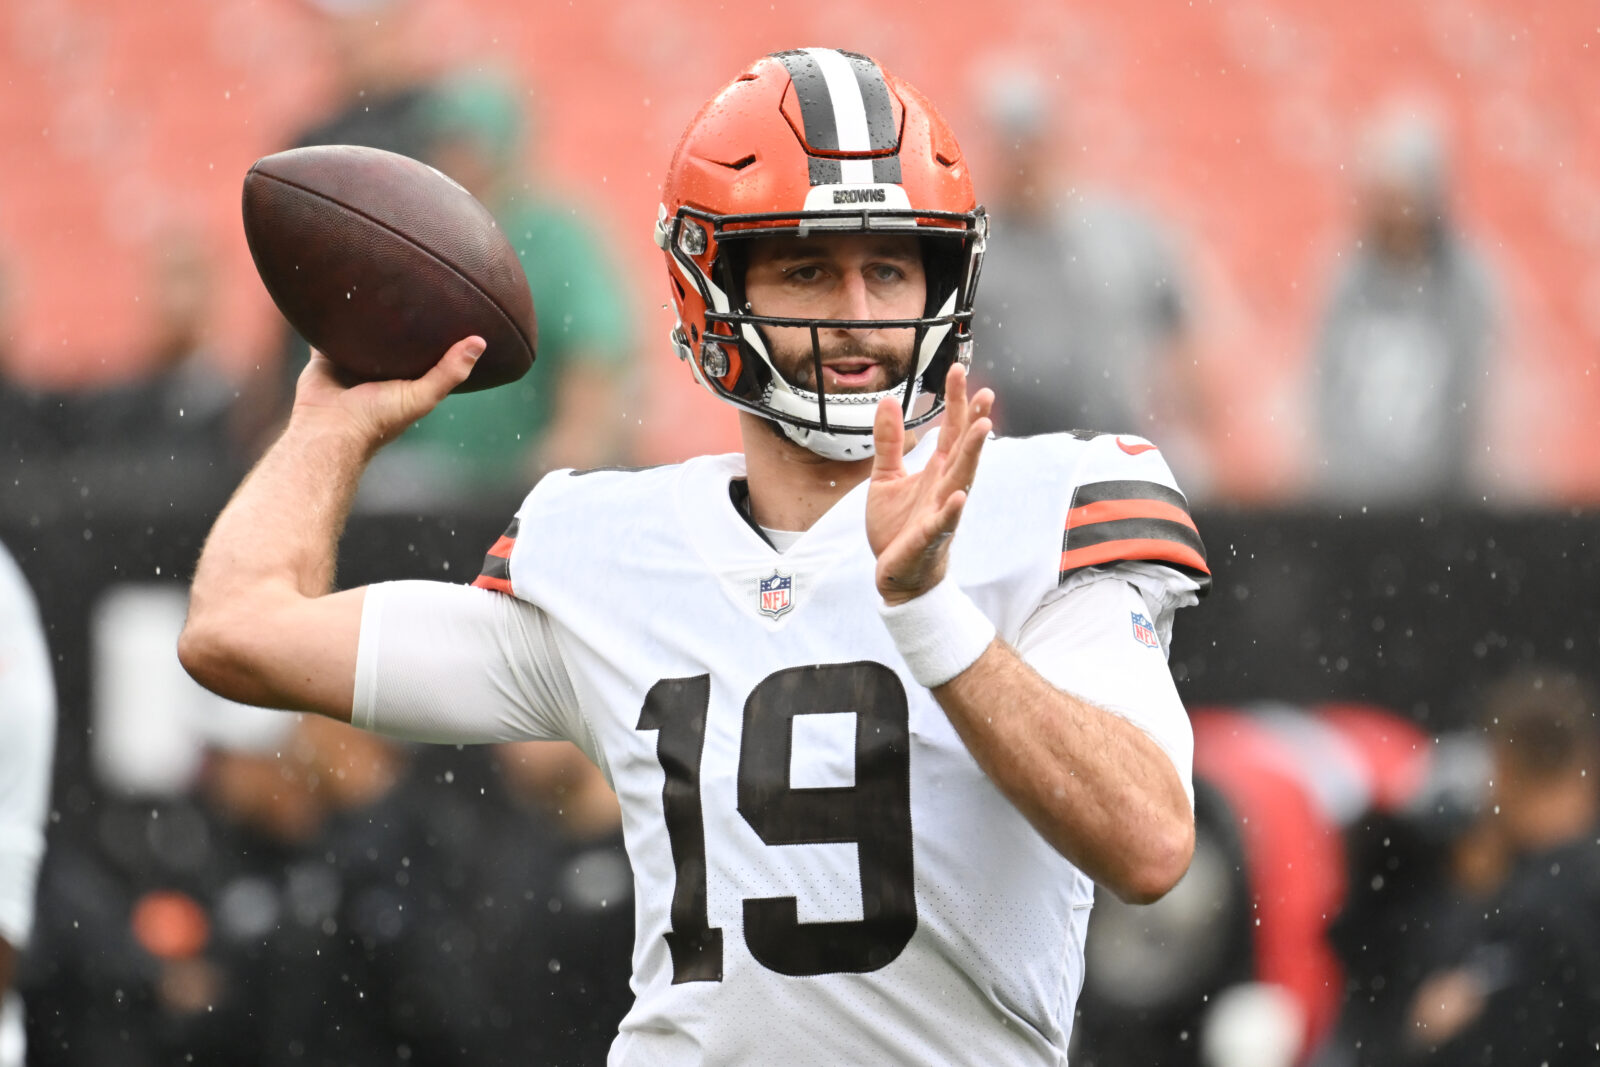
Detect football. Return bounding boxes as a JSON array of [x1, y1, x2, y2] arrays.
[[242, 144, 537, 393]]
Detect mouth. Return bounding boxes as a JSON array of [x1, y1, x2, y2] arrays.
[[819, 359, 883, 392]]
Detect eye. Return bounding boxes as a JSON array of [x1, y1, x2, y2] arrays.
[[785, 264, 824, 283], [870, 263, 907, 283]]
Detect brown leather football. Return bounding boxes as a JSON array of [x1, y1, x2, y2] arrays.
[[242, 145, 536, 393]]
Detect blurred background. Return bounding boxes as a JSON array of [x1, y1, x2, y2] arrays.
[[0, 0, 1597, 1064]]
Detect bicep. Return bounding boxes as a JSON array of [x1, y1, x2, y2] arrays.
[[1016, 576, 1194, 806], [353, 581, 584, 747]]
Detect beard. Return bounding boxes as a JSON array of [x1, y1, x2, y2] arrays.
[[769, 334, 917, 395]]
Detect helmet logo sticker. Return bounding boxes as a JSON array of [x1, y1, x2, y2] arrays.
[[758, 571, 794, 618], [833, 187, 886, 204]]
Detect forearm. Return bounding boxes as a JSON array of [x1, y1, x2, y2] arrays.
[[933, 640, 1194, 903], [196, 418, 370, 603], [180, 340, 482, 717], [179, 417, 371, 711]]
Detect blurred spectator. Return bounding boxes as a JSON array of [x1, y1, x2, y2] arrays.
[[1404, 667, 1600, 1063], [22, 713, 301, 1066], [91, 231, 247, 463], [360, 70, 634, 504], [1, 234, 249, 513], [251, 717, 493, 1067], [1309, 105, 1499, 507], [23, 711, 500, 1067], [282, 69, 637, 507], [0, 259, 61, 472], [291, 0, 435, 160], [1313, 733, 1496, 1067], [475, 741, 633, 1066], [973, 72, 1202, 465], [0, 540, 57, 1067]]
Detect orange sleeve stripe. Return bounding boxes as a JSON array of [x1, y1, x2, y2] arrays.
[[1066, 498, 1197, 533], [472, 574, 514, 595], [1060, 538, 1211, 576], [486, 535, 516, 560]]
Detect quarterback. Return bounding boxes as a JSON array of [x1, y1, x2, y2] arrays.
[[181, 49, 1209, 1065]]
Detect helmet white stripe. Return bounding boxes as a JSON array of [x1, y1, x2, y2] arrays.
[[805, 48, 873, 153]]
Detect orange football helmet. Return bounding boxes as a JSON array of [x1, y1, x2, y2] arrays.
[[655, 48, 987, 459]]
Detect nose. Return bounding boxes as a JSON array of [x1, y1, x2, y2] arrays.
[[829, 269, 877, 337]]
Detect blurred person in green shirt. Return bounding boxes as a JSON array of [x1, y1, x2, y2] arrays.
[[361, 70, 636, 507]]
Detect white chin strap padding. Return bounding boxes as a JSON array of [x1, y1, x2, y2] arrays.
[[780, 421, 878, 461], [763, 378, 889, 432], [762, 369, 919, 461]]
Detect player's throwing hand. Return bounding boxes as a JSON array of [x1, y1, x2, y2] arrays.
[[293, 336, 485, 448], [866, 363, 995, 605]]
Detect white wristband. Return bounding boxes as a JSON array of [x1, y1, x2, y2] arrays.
[[878, 575, 997, 688]]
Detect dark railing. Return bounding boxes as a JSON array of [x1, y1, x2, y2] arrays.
[[5, 458, 1596, 792]]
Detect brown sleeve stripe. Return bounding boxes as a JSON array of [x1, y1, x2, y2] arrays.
[[1073, 478, 1189, 509], [1066, 516, 1204, 555], [472, 517, 519, 595]]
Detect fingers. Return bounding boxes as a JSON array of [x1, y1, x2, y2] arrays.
[[925, 488, 967, 542], [939, 363, 969, 455], [369, 336, 484, 441], [871, 394, 906, 479], [970, 385, 995, 422], [940, 401, 992, 499], [415, 335, 486, 405]]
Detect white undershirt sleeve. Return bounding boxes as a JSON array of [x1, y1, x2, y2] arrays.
[[1015, 575, 1195, 808], [353, 581, 594, 760]]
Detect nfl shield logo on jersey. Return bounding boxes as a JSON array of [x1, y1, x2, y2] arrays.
[[758, 571, 793, 618], [1131, 611, 1159, 649]]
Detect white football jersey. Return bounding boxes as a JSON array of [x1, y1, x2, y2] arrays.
[[449, 429, 1209, 1066]]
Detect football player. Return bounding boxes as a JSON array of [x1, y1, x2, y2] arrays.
[[181, 49, 1209, 1065]]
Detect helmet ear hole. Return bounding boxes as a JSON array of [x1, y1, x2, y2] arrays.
[[672, 276, 686, 301]]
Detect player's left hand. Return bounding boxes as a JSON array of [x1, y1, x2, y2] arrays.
[[866, 363, 994, 605]]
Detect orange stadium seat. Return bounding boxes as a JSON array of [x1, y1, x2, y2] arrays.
[[1, 0, 1594, 494]]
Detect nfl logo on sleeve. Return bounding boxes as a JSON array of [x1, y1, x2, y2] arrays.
[[759, 571, 794, 618], [1131, 611, 1160, 649]]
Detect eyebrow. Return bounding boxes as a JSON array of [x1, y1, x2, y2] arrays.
[[761, 239, 921, 264]]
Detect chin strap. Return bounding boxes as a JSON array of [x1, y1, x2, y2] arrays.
[[780, 423, 877, 461]]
